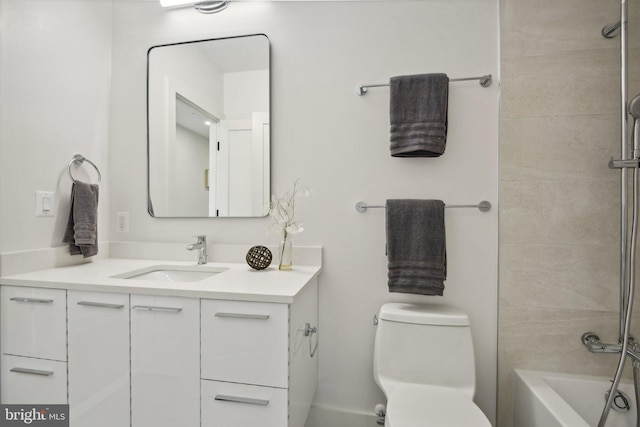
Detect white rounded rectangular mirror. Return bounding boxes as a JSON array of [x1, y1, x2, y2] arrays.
[[147, 34, 270, 217]]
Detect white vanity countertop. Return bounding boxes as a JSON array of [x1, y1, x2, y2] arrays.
[[0, 258, 321, 303]]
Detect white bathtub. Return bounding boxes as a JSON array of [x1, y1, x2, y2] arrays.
[[513, 369, 637, 427]]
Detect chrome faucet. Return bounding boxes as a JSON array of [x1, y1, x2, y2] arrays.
[[187, 235, 207, 265]]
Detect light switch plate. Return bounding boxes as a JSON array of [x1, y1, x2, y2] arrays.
[[36, 191, 55, 217]]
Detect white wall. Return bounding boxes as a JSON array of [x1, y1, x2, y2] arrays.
[[173, 125, 209, 216], [0, 0, 112, 253], [224, 69, 269, 120], [109, 0, 499, 422]]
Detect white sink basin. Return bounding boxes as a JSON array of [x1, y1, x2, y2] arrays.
[[113, 265, 227, 283]]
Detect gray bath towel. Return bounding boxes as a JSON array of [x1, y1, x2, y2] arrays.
[[389, 73, 449, 157], [386, 199, 446, 295], [63, 182, 99, 258]]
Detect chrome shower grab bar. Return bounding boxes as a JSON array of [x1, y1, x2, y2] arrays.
[[67, 154, 101, 185], [356, 74, 492, 95], [355, 200, 491, 213]]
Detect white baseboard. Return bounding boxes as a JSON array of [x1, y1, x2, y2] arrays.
[[304, 405, 379, 427]]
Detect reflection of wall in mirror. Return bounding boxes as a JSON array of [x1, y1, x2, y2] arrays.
[[173, 125, 209, 216], [148, 43, 224, 216]]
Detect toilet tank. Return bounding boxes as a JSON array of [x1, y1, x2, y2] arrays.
[[373, 303, 476, 398]]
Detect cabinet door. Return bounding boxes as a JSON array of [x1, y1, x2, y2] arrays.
[[131, 295, 200, 427], [68, 291, 130, 427], [201, 380, 288, 427], [201, 300, 289, 388], [1, 286, 66, 361], [1, 355, 67, 404]]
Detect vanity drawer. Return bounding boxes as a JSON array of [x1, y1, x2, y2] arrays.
[[201, 380, 287, 427], [201, 300, 288, 388], [1, 354, 67, 404], [1, 286, 67, 361]]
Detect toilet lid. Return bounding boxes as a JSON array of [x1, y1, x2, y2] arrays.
[[386, 385, 491, 427]]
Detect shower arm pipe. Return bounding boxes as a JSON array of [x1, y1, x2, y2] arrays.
[[619, 0, 630, 343], [602, 3, 633, 422], [601, 165, 638, 426]]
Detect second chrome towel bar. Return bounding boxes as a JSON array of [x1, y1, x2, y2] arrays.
[[355, 200, 491, 213], [356, 74, 492, 96]]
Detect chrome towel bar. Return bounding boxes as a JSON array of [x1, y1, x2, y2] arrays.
[[355, 200, 491, 213], [356, 74, 492, 96], [67, 153, 101, 185]]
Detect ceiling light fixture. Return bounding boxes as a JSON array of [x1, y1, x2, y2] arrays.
[[159, 0, 194, 7], [195, 1, 229, 14], [160, 0, 229, 14]]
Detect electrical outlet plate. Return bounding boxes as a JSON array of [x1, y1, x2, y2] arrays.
[[117, 211, 129, 232]]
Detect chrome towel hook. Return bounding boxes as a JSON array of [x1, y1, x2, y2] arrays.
[[298, 323, 319, 358], [67, 154, 101, 185]]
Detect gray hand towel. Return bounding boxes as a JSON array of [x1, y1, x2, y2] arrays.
[[62, 182, 99, 258], [389, 73, 449, 157], [386, 199, 446, 295]]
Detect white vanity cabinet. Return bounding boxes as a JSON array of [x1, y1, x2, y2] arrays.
[[1, 286, 67, 404], [201, 380, 289, 427], [201, 300, 289, 387], [201, 300, 289, 427], [0, 258, 320, 427], [1, 286, 67, 361], [68, 291, 130, 427], [130, 295, 200, 427], [201, 277, 318, 427]]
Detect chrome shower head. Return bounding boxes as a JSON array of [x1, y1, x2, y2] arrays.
[[629, 94, 640, 119]]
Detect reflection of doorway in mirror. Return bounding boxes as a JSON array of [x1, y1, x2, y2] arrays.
[[174, 94, 219, 217], [217, 120, 251, 217], [216, 112, 269, 217]]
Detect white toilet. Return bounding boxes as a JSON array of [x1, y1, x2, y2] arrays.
[[373, 303, 491, 427]]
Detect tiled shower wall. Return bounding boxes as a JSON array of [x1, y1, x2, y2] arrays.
[[498, 0, 640, 425]]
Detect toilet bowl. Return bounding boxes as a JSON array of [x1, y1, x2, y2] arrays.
[[373, 303, 491, 426]]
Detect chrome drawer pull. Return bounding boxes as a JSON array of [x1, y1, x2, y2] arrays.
[[10, 297, 54, 304], [214, 312, 270, 320], [214, 394, 269, 406], [10, 367, 54, 376], [132, 305, 182, 313], [78, 301, 125, 309]]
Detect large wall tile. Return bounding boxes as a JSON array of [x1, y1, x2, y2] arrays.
[[500, 177, 619, 246], [502, 48, 620, 119], [500, 242, 619, 311], [501, 0, 618, 58], [500, 115, 619, 182]]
